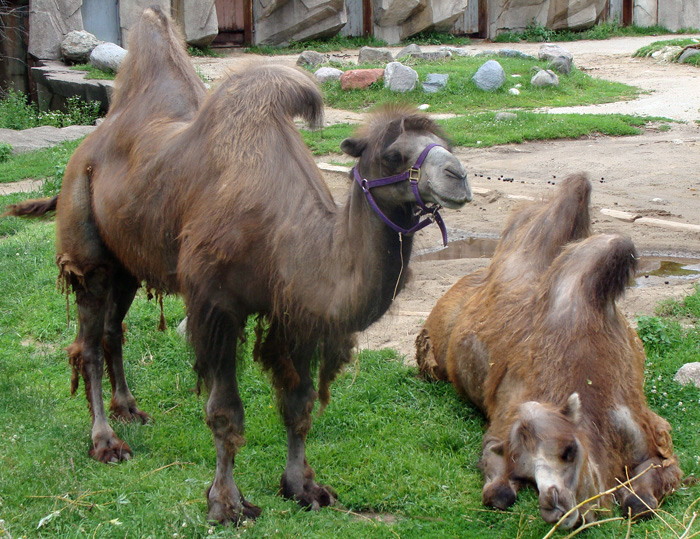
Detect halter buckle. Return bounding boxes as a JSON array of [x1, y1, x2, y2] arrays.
[[409, 168, 421, 183]]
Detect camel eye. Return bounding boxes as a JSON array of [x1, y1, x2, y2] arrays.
[[382, 149, 404, 168], [561, 443, 577, 463]]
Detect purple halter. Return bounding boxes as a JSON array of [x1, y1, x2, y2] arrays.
[[352, 143, 448, 246]]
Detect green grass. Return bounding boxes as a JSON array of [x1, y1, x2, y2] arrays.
[[319, 56, 638, 113], [69, 63, 117, 80], [301, 113, 666, 154], [0, 197, 699, 538], [246, 35, 387, 55], [0, 138, 82, 185], [494, 20, 699, 43]]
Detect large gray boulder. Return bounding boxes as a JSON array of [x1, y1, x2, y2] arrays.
[[472, 60, 505, 91], [674, 362, 700, 388], [177, 0, 218, 47], [297, 50, 326, 67], [384, 62, 418, 92], [253, 0, 346, 45], [549, 55, 572, 75], [539, 43, 573, 62], [28, 0, 84, 60], [409, 51, 452, 61], [422, 73, 449, 93], [679, 47, 700, 63], [90, 42, 128, 73], [531, 68, 559, 87], [314, 66, 344, 83], [61, 30, 100, 64], [490, 0, 606, 35], [373, 0, 467, 44], [396, 44, 421, 60], [358, 46, 394, 64]]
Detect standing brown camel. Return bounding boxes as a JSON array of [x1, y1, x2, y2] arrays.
[[6, 7, 471, 523], [415, 175, 681, 528]]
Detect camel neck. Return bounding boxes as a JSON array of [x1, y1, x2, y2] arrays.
[[333, 180, 417, 331]]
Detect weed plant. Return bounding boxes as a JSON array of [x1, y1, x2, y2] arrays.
[[187, 45, 224, 57], [0, 141, 11, 162], [0, 90, 101, 130], [401, 31, 470, 46], [0, 204, 698, 538]]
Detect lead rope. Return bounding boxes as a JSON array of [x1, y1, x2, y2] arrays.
[[392, 232, 404, 302]]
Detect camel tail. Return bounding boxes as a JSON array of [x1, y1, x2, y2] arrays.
[[4, 195, 58, 217], [547, 234, 638, 312]]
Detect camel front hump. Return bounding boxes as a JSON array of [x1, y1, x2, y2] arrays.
[[415, 173, 682, 529]]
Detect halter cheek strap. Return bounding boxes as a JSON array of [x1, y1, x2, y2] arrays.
[[352, 143, 448, 246]]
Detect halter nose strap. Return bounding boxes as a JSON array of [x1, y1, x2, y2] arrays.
[[352, 143, 449, 246]]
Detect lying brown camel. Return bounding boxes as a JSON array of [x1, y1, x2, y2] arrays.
[[415, 174, 682, 528], [6, 7, 471, 524]]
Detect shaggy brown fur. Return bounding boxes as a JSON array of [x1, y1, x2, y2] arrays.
[[7, 7, 469, 524], [416, 174, 682, 527]]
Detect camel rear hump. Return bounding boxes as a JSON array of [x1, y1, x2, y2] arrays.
[[543, 234, 637, 321]]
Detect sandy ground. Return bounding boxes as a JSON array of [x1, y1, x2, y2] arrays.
[[191, 36, 700, 361]]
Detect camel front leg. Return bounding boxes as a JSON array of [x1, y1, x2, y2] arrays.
[[278, 347, 336, 509], [480, 435, 518, 510], [189, 304, 261, 525]]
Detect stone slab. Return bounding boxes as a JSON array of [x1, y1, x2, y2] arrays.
[[0, 125, 96, 153]]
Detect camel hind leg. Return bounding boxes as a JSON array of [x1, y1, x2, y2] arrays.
[[67, 266, 134, 462], [103, 266, 149, 423]]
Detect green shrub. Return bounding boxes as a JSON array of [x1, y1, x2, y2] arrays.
[[0, 90, 102, 130], [0, 89, 39, 130], [0, 142, 12, 162]]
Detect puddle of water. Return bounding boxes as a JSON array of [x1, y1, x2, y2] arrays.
[[416, 237, 700, 287], [416, 237, 498, 262]]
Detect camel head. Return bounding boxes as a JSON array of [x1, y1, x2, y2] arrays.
[[505, 394, 600, 528], [341, 106, 471, 213]]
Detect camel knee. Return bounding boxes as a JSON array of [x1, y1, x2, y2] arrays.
[[206, 404, 245, 454], [280, 383, 317, 434]]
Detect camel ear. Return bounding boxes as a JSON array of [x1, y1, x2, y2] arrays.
[[489, 441, 505, 456], [340, 137, 367, 157], [562, 392, 581, 424]]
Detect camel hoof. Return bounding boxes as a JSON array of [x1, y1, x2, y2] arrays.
[[88, 439, 133, 463], [280, 476, 336, 510], [207, 494, 261, 525], [622, 492, 658, 520], [110, 403, 151, 424]]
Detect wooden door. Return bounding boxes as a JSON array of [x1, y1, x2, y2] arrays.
[[214, 0, 252, 45], [622, 0, 633, 25]]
